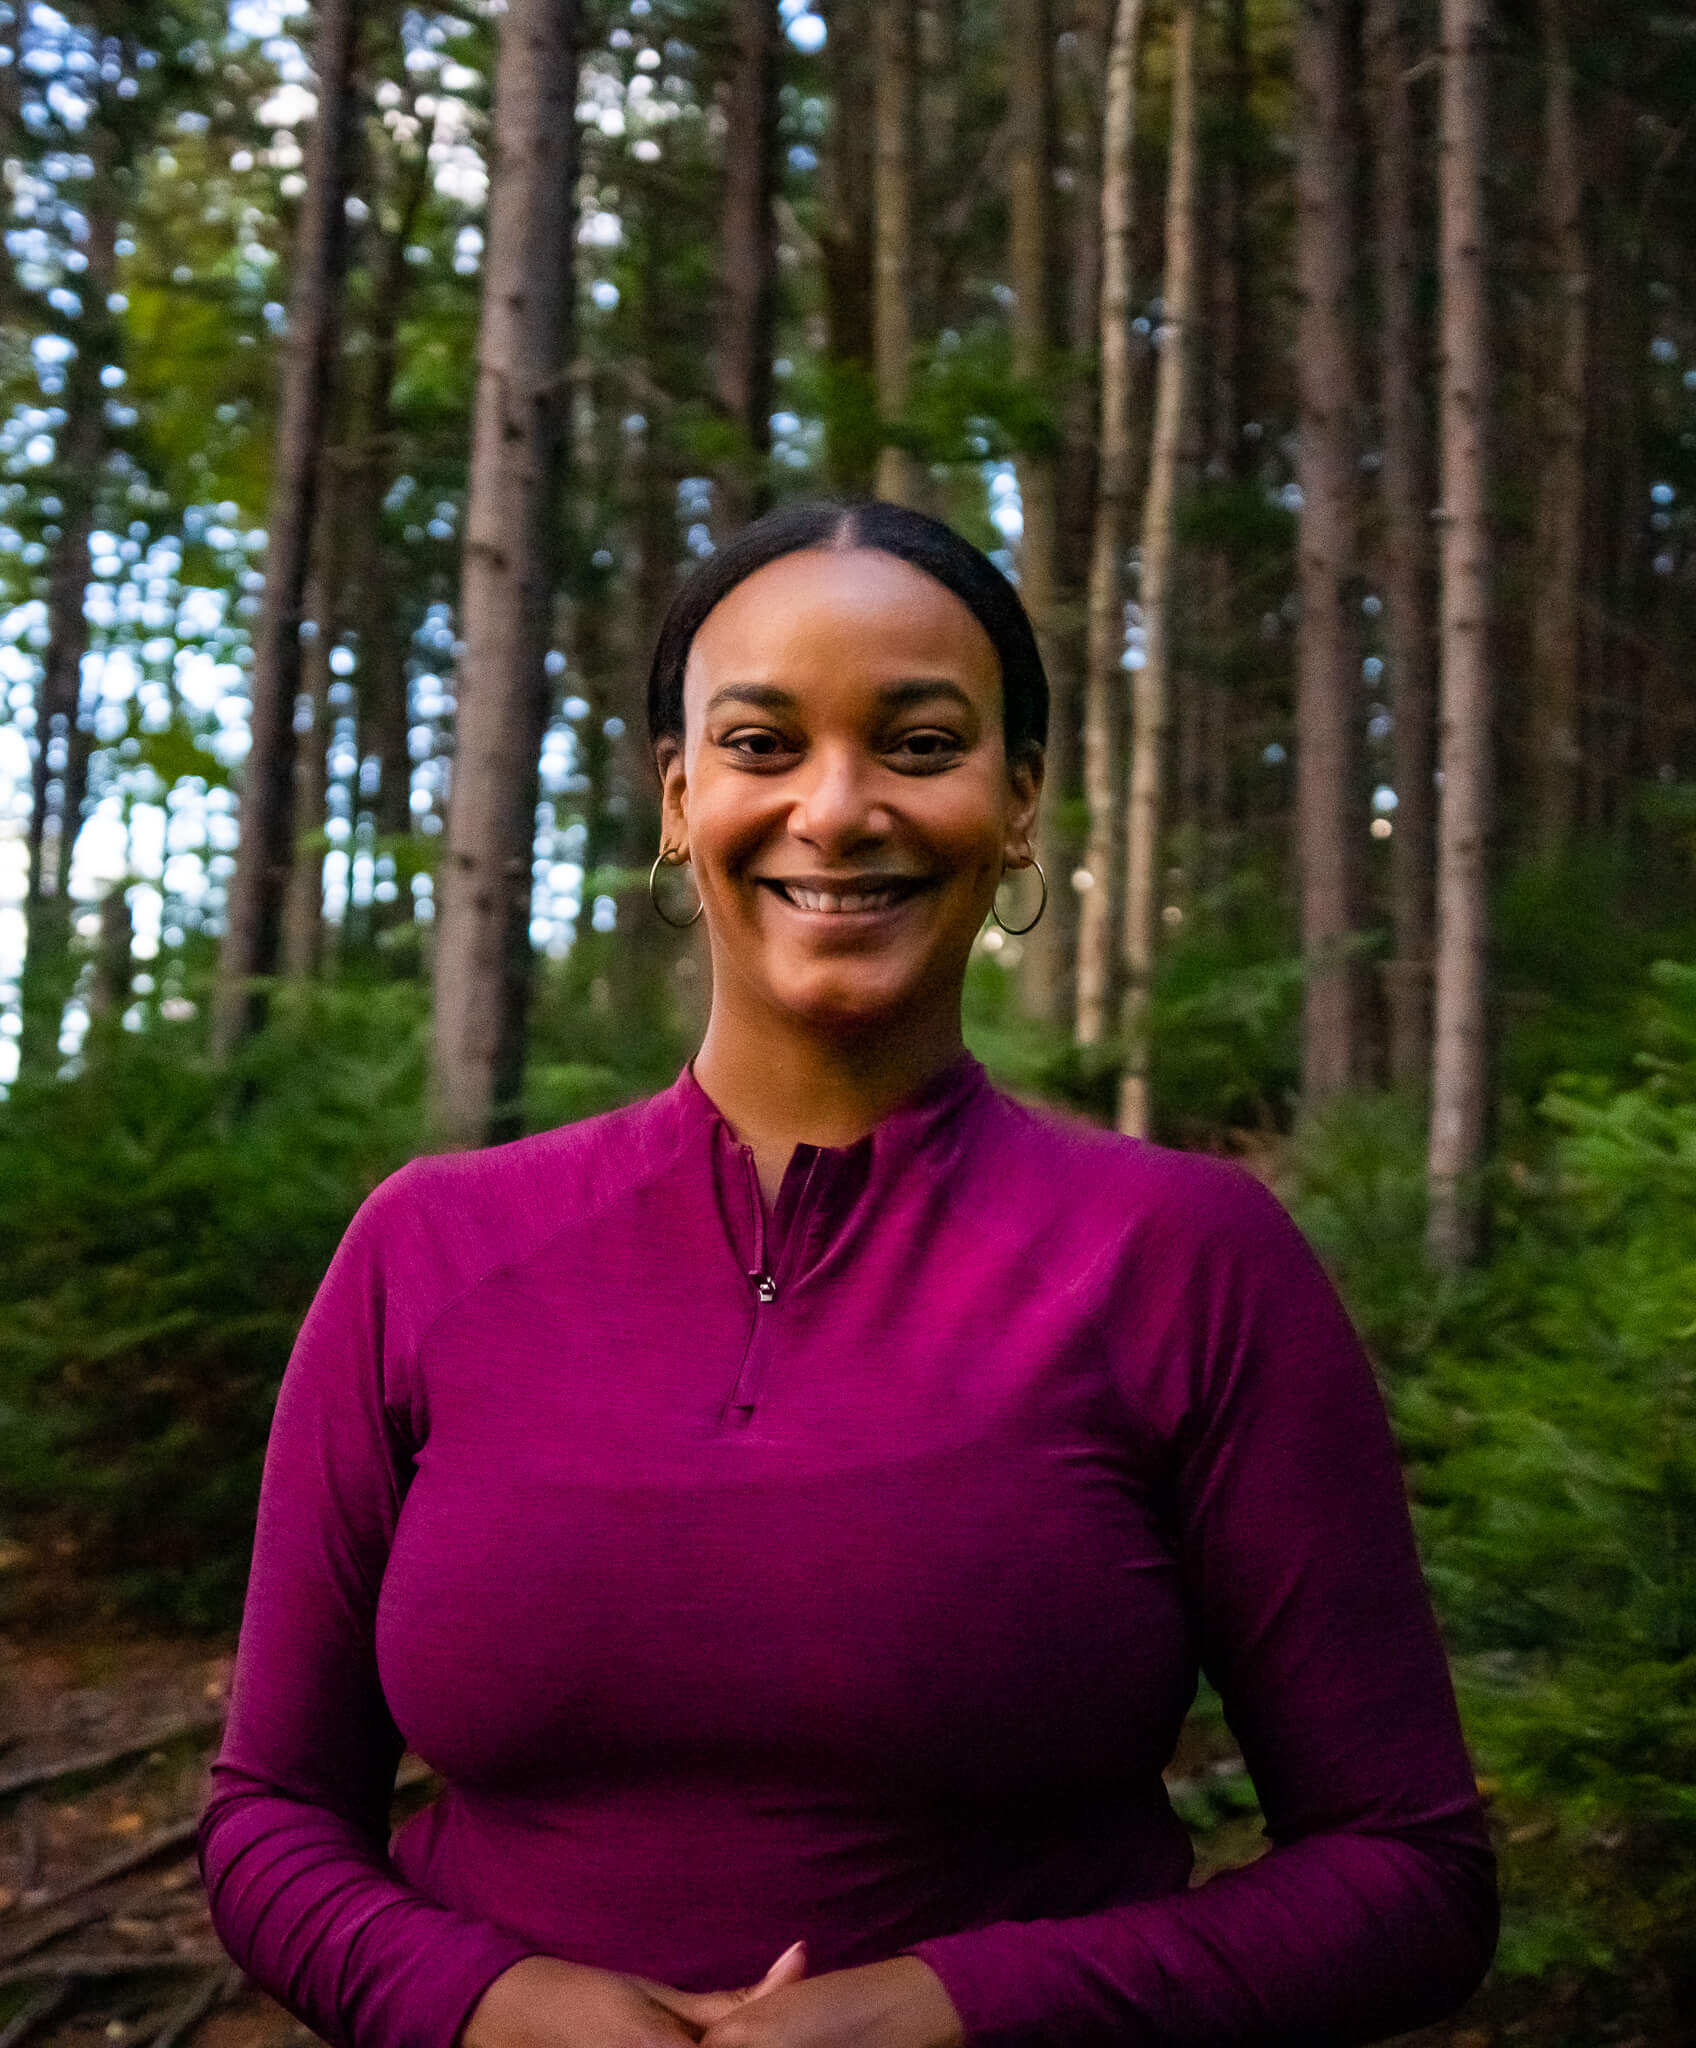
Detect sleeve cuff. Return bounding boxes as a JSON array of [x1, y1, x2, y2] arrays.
[[904, 1922, 1127, 2048], [387, 1922, 544, 2048]]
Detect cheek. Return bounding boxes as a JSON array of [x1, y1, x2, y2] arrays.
[[929, 782, 1015, 863]]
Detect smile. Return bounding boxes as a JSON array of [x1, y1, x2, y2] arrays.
[[760, 878, 929, 916]]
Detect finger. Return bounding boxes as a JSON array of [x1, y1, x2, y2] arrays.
[[637, 1945, 806, 2035], [758, 1942, 809, 1991]]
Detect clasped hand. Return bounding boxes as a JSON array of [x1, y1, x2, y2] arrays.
[[463, 1942, 965, 2048]]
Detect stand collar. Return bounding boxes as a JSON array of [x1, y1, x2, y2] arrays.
[[668, 1044, 988, 1165]]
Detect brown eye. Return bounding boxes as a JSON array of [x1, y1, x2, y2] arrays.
[[722, 727, 797, 761], [890, 729, 964, 768]]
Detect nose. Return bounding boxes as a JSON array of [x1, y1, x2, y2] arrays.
[[788, 741, 888, 856]]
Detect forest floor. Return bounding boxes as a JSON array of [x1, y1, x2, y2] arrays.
[[0, 1629, 1680, 2048]]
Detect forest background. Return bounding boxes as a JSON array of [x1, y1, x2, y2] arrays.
[[0, 0, 1693, 2040]]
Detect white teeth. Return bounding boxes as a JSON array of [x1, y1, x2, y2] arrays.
[[778, 884, 905, 914]]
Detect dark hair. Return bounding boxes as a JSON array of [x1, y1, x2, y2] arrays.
[[645, 497, 1049, 763]]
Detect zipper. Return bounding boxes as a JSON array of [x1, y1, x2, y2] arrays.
[[740, 1144, 777, 1303], [719, 1145, 777, 1426], [721, 1143, 823, 1424]]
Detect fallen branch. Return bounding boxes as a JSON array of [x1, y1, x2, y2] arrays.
[[19, 1816, 202, 1923], [0, 1822, 205, 1970], [0, 1950, 224, 1990], [0, 1980, 73, 2048], [0, 1898, 111, 1972], [149, 1962, 245, 2048], [0, 1719, 224, 1803]]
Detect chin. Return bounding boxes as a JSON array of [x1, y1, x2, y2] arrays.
[[768, 968, 929, 1037]]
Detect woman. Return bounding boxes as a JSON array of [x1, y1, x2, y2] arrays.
[[200, 499, 1497, 2048]]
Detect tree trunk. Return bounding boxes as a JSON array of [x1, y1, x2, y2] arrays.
[[1007, 0, 1064, 1023], [16, 123, 118, 1079], [1427, 0, 1494, 1269], [872, 0, 921, 505], [280, 565, 336, 988], [1292, 0, 1365, 1106], [210, 0, 360, 1060], [1074, 0, 1146, 1049], [84, 884, 133, 1034], [0, 0, 25, 164], [1117, 0, 1199, 1138], [1527, 0, 1586, 865], [1366, 0, 1437, 1091], [1043, 0, 1109, 1038], [360, 113, 437, 854], [819, 0, 877, 493], [429, 0, 581, 1147], [712, 0, 780, 527], [1219, 0, 1255, 481]]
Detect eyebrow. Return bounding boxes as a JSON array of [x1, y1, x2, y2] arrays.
[[703, 679, 978, 716]]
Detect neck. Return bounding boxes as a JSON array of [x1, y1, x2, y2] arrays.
[[691, 996, 967, 1203]]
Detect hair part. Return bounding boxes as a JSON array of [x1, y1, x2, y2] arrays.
[[645, 498, 1050, 768]]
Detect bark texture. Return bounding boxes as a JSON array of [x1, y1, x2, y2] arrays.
[[1528, 0, 1587, 863], [211, 0, 360, 1059], [359, 108, 437, 851], [1117, 0, 1199, 1137], [17, 122, 118, 1077], [712, 0, 780, 526], [872, 0, 921, 505], [1041, 0, 1108, 1037], [1428, 0, 1494, 1268], [1007, 0, 1065, 1021], [1367, 0, 1436, 1089], [1292, 0, 1365, 1104], [819, 0, 877, 492], [280, 566, 337, 988], [1074, 0, 1145, 1047], [429, 0, 581, 1146]]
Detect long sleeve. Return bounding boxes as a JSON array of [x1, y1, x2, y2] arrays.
[[907, 1167, 1498, 2048], [197, 1173, 538, 2048]]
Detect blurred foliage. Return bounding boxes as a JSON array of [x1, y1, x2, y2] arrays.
[[0, 981, 430, 1627], [1283, 958, 1696, 1986]]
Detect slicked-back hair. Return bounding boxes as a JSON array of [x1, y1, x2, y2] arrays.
[[645, 498, 1049, 765]]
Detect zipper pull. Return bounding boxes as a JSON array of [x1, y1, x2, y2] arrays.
[[754, 1273, 778, 1303]]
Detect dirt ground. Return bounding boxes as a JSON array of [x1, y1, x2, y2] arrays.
[[0, 1630, 1676, 2048]]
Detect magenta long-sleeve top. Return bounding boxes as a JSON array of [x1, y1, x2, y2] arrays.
[[198, 1053, 1496, 2048]]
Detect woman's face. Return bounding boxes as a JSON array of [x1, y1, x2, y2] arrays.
[[657, 546, 1042, 1038]]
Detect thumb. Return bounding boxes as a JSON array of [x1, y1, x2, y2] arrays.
[[638, 1944, 808, 2035]]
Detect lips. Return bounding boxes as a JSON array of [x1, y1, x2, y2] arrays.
[[760, 877, 929, 916]]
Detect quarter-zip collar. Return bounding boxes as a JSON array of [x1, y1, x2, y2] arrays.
[[669, 1047, 990, 1301]]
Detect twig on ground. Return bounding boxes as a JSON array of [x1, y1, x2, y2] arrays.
[[28, 1819, 201, 1914], [0, 1897, 111, 1971], [0, 1822, 204, 1970], [0, 1719, 224, 1804], [14, 1800, 41, 1893], [0, 1950, 223, 1990]]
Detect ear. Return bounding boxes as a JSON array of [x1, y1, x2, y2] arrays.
[[655, 736, 688, 857], [1003, 741, 1045, 865]]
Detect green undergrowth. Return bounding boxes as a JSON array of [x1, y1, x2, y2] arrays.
[[1284, 960, 1696, 1988]]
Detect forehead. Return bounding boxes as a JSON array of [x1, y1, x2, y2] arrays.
[[684, 547, 1002, 706]]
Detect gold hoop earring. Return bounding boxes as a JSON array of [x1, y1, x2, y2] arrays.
[[991, 856, 1047, 936], [648, 849, 703, 929]]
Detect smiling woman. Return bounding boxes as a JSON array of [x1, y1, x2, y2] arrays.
[[646, 507, 1045, 1198], [201, 499, 1497, 2048]]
